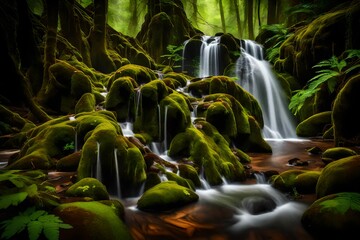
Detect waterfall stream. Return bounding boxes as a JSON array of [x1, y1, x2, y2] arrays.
[[236, 40, 297, 139], [199, 35, 221, 78]]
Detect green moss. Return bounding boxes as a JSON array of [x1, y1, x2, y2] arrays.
[[65, 177, 109, 200], [165, 171, 195, 191], [75, 93, 96, 114], [321, 147, 357, 164], [137, 181, 198, 212], [178, 164, 201, 188], [54, 201, 132, 240], [296, 111, 332, 137], [168, 121, 246, 186], [105, 77, 137, 121]]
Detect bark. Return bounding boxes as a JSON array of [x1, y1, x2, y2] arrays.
[[232, 0, 242, 38], [248, 0, 254, 39], [38, 0, 59, 101], [219, 0, 226, 33], [89, 0, 116, 73], [267, 0, 277, 24]]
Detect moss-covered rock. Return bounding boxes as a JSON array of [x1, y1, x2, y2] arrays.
[[296, 111, 332, 137], [75, 93, 96, 114], [301, 192, 360, 239], [316, 155, 360, 198], [54, 201, 133, 240], [65, 177, 109, 200], [168, 120, 246, 186], [105, 76, 138, 121], [137, 181, 198, 212], [332, 74, 360, 146], [321, 147, 358, 164], [56, 151, 81, 171], [107, 64, 157, 89], [270, 169, 321, 194], [178, 164, 201, 188]]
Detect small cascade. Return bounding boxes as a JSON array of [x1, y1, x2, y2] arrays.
[[199, 35, 221, 78], [95, 142, 102, 182], [119, 122, 134, 137], [134, 87, 142, 121], [254, 172, 267, 184], [236, 40, 297, 139], [113, 148, 122, 199]]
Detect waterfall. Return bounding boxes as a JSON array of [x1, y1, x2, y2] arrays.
[[236, 40, 297, 139], [95, 142, 102, 182], [114, 149, 122, 199], [199, 35, 221, 78]]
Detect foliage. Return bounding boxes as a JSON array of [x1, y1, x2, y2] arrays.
[[160, 45, 184, 68], [0, 207, 72, 240], [63, 141, 75, 151], [261, 24, 293, 64], [289, 50, 360, 116]]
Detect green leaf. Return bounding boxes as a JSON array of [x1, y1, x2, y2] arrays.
[[0, 215, 30, 239], [25, 184, 39, 197], [43, 222, 59, 240], [0, 192, 28, 209], [28, 221, 43, 240]]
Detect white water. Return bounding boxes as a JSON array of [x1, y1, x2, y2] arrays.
[[199, 35, 221, 78], [236, 40, 297, 139], [114, 148, 122, 199]]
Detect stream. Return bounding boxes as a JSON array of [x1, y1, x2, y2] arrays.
[[119, 138, 333, 240]]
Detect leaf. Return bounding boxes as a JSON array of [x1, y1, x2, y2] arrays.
[[28, 221, 43, 240], [43, 222, 59, 240], [0, 215, 30, 239], [25, 184, 39, 197], [0, 192, 28, 209]]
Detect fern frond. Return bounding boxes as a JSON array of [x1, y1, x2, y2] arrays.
[[28, 221, 43, 240], [0, 192, 28, 209]]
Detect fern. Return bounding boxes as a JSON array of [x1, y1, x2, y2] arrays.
[[0, 192, 28, 209], [0, 207, 72, 240], [160, 44, 184, 67], [289, 51, 360, 115]]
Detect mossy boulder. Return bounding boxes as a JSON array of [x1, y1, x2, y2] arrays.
[[270, 170, 321, 194], [54, 201, 133, 240], [105, 76, 138, 122], [301, 192, 360, 239], [296, 111, 332, 137], [65, 177, 109, 200], [107, 64, 157, 88], [133, 80, 171, 141], [321, 147, 358, 164], [75, 93, 96, 114], [76, 111, 147, 197], [333, 74, 360, 146], [168, 120, 246, 186], [137, 181, 199, 212], [316, 155, 360, 198], [39, 61, 95, 114], [178, 164, 201, 188], [56, 151, 81, 171], [165, 171, 195, 191]]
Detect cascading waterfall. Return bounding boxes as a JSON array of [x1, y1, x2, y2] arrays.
[[113, 148, 122, 199], [236, 40, 297, 139], [199, 35, 221, 78], [95, 141, 102, 182]]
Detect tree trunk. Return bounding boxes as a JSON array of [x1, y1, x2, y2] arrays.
[[59, 0, 91, 67], [248, 0, 254, 39], [89, 0, 116, 73], [38, 0, 59, 103], [232, 0, 242, 38], [219, 0, 226, 33], [267, 0, 277, 24]]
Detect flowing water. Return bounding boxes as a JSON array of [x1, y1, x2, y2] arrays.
[[236, 40, 297, 139], [199, 35, 221, 78]]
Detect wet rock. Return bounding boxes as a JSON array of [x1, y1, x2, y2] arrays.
[[242, 196, 276, 215]]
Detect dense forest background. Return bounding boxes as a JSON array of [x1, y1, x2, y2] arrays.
[[27, 0, 344, 40]]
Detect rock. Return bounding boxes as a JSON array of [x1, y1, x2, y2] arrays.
[[65, 177, 109, 200], [137, 181, 198, 212], [321, 146, 358, 165], [316, 155, 360, 198], [301, 192, 360, 239], [54, 201, 133, 240]]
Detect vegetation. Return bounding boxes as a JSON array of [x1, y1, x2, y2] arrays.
[[289, 49, 360, 116]]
